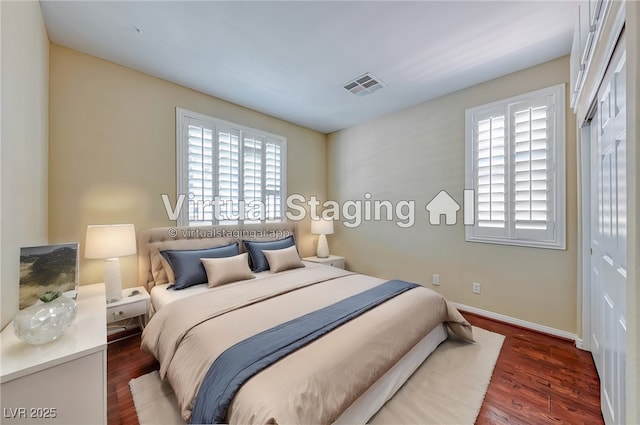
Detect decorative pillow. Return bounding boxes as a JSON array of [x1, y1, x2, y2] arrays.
[[158, 253, 175, 284], [161, 242, 239, 290], [148, 237, 234, 286], [262, 245, 305, 273], [243, 235, 296, 272], [201, 253, 255, 288]]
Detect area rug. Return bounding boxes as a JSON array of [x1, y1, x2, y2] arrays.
[[129, 326, 504, 425]]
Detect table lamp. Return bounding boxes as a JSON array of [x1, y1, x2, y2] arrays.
[[85, 224, 137, 303], [311, 219, 334, 258]]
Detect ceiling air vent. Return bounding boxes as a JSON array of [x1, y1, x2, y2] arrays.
[[344, 73, 385, 97]]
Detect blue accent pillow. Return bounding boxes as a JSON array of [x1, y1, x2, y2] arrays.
[[161, 242, 240, 290], [244, 236, 296, 272]]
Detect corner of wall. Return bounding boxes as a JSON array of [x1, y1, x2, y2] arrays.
[[0, 1, 50, 329]]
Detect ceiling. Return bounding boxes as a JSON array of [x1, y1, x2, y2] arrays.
[[40, 1, 577, 134]]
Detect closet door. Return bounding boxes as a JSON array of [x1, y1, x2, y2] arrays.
[[591, 34, 626, 425]]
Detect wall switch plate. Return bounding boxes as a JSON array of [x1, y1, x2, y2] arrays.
[[472, 282, 481, 294], [432, 274, 440, 285]]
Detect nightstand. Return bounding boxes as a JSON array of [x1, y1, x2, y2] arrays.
[[106, 286, 150, 332], [303, 255, 345, 269]]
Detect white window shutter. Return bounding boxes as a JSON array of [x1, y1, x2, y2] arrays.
[[475, 113, 507, 231], [465, 84, 565, 249], [185, 118, 215, 226], [265, 138, 283, 221], [176, 108, 287, 226], [242, 132, 264, 223], [217, 125, 241, 224], [511, 97, 556, 242]]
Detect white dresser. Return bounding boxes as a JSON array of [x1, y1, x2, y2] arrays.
[[1, 283, 107, 424]]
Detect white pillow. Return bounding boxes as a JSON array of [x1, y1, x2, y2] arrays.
[[262, 245, 305, 273], [201, 253, 255, 288]]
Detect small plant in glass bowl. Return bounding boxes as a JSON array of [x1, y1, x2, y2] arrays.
[[14, 290, 77, 345]]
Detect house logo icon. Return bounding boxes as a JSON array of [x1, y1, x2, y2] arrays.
[[425, 190, 460, 225]]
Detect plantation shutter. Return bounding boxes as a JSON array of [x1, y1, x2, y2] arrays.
[[475, 112, 507, 234], [217, 125, 241, 224], [511, 97, 555, 241], [465, 84, 565, 249], [265, 139, 283, 221], [241, 134, 284, 223], [186, 118, 215, 226], [177, 108, 287, 226], [243, 132, 264, 222]]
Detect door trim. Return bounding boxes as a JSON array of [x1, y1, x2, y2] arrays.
[[579, 124, 592, 351]]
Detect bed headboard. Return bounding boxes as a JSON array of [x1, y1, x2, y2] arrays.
[[138, 222, 299, 291]]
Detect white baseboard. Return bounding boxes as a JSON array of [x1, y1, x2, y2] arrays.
[[454, 302, 579, 343]]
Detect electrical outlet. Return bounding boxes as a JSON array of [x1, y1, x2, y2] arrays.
[[472, 282, 481, 294], [432, 274, 440, 286]]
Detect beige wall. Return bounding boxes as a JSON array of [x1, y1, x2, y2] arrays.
[[328, 56, 578, 333], [0, 1, 50, 330], [49, 45, 326, 287]]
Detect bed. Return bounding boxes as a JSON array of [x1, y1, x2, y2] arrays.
[[138, 222, 473, 424]]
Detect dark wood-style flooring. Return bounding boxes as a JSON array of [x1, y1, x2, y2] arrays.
[[466, 312, 603, 424], [107, 313, 604, 425]]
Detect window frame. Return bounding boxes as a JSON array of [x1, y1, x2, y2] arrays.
[[464, 84, 566, 250], [176, 107, 287, 226]]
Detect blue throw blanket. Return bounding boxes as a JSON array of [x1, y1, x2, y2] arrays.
[[190, 279, 419, 424]]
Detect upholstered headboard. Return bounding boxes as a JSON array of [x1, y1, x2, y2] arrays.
[[138, 222, 299, 291]]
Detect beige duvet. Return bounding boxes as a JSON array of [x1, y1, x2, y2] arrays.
[[141, 264, 474, 424]]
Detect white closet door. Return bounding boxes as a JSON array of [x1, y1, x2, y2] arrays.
[[590, 33, 626, 425]]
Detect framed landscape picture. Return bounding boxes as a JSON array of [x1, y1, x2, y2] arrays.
[[19, 243, 79, 310]]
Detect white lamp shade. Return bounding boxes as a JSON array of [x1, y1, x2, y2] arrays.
[[85, 224, 137, 259], [85, 224, 136, 303], [311, 219, 334, 235]]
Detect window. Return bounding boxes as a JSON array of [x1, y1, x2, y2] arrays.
[[176, 108, 286, 226], [465, 84, 566, 249]]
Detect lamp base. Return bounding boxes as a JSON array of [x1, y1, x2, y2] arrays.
[[316, 234, 330, 258], [104, 258, 123, 303]]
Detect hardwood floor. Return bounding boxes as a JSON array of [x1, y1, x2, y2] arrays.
[[107, 314, 604, 425], [107, 333, 158, 425], [464, 312, 604, 424]]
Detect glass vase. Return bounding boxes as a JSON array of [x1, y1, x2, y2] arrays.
[[13, 292, 77, 345]]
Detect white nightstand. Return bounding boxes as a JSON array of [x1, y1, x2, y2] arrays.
[[1, 283, 107, 424], [106, 286, 150, 332], [303, 255, 345, 269]]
